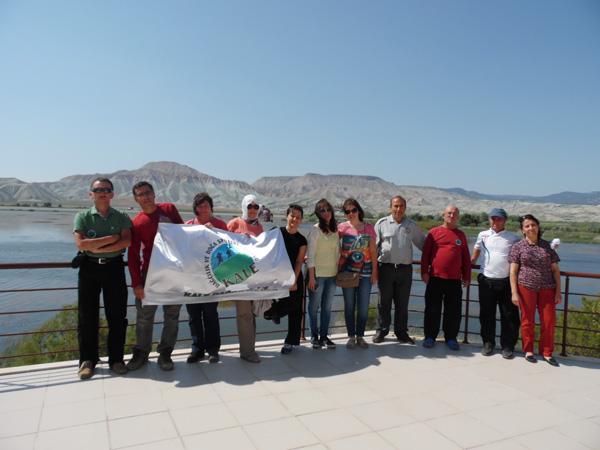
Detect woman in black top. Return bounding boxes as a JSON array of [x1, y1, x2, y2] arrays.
[[266, 204, 307, 354]]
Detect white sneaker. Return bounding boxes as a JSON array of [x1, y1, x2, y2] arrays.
[[346, 337, 356, 349]]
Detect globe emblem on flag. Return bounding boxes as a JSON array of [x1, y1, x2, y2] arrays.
[[210, 242, 256, 286]]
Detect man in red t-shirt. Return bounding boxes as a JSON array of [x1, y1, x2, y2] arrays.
[[127, 181, 184, 371], [185, 192, 227, 364], [420, 205, 471, 351]]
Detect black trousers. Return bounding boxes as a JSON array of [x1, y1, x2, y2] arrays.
[[186, 302, 221, 356], [377, 263, 413, 337], [270, 276, 304, 346], [77, 258, 128, 366], [478, 274, 520, 350], [424, 277, 462, 341]]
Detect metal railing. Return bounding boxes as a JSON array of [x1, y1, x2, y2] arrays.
[[1, 261, 599, 366]]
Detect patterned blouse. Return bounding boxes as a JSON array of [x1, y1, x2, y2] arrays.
[[508, 238, 560, 291], [338, 222, 376, 277]]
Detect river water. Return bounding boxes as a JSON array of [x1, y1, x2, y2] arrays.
[[1, 207, 599, 351]]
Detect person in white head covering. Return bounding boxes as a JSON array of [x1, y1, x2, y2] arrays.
[[227, 194, 264, 363]]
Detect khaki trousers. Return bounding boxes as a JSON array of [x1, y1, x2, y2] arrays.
[[235, 300, 257, 357]]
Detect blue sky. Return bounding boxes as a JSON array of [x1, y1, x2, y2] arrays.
[[1, 1, 599, 195]]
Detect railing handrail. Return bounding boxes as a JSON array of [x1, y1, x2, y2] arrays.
[[1, 260, 599, 365], [3, 260, 600, 281]]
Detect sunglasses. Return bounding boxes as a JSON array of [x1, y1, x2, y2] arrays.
[[247, 204, 260, 210], [344, 207, 358, 215], [91, 187, 113, 193], [318, 208, 332, 214]]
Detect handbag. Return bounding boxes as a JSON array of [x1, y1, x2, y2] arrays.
[[335, 271, 360, 288]]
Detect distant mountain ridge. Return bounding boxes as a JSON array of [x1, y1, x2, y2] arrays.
[[1, 161, 599, 221], [444, 187, 600, 206]]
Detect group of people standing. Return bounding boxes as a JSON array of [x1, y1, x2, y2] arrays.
[[73, 177, 562, 380]]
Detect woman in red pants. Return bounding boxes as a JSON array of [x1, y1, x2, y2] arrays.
[[509, 214, 562, 366]]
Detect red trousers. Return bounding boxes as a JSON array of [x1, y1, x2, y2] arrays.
[[517, 285, 556, 357]]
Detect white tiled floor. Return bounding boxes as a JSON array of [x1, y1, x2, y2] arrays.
[[1, 336, 600, 450]]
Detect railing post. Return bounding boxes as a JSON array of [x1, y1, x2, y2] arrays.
[[560, 275, 570, 357], [463, 282, 471, 344], [301, 282, 307, 341]]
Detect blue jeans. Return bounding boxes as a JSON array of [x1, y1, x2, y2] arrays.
[[308, 276, 337, 339], [342, 277, 372, 337]]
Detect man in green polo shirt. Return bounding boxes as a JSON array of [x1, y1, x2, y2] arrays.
[[73, 177, 132, 379]]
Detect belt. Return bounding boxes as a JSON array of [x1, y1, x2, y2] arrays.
[[88, 256, 122, 265], [381, 262, 411, 269], [479, 274, 509, 282]]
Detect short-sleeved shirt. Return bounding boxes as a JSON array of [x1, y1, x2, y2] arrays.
[[185, 216, 228, 230], [508, 239, 560, 291], [474, 228, 520, 279], [74, 206, 132, 258], [280, 227, 307, 280], [128, 203, 184, 287], [375, 215, 425, 265], [338, 221, 376, 277], [227, 217, 264, 237], [420, 226, 471, 282]]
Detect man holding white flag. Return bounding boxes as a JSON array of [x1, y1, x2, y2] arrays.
[[144, 196, 295, 364], [127, 181, 184, 372]]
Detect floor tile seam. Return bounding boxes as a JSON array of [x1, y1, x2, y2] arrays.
[[393, 389, 463, 417], [106, 408, 179, 428], [102, 387, 165, 401], [271, 386, 338, 414], [376, 420, 463, 449], [160, 406, 203, 443], [429, 388, 530, 413], [546, 389, 600, 405], [42, 391, 107, 408], [0, 432, 37, 442], [241, 416, 319, 449], [458, 402, 533, 434], [38, 397, 109, 433], [553, 421, 598, 450], [463, 436, 527, 450], [284, 404, 342, 419], [303, 373, 367, 389], [292, 411, 371, 444], [160, 394, 226, 412], [221, 390, 298, 422], [0, 429, 42, 442], [338, 401, 419, 433], [36, 415, 109, 434], [226, 407, 296, 427], [34, 392, 46, 436], [110, 435, 185, 450], [206, 378, 253, 437], [338, 395, 410, 413], [317, 428, 378, 444], [477, 418, 582, 442], [425, 411, 510, 447], [235, 425, 261, 450], [505, 423, 597, 445], [544, 400, 600, 420], [411, 419, 468, 449]]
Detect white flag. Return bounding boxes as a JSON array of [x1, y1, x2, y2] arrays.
[[144, 224, 295, 305]]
